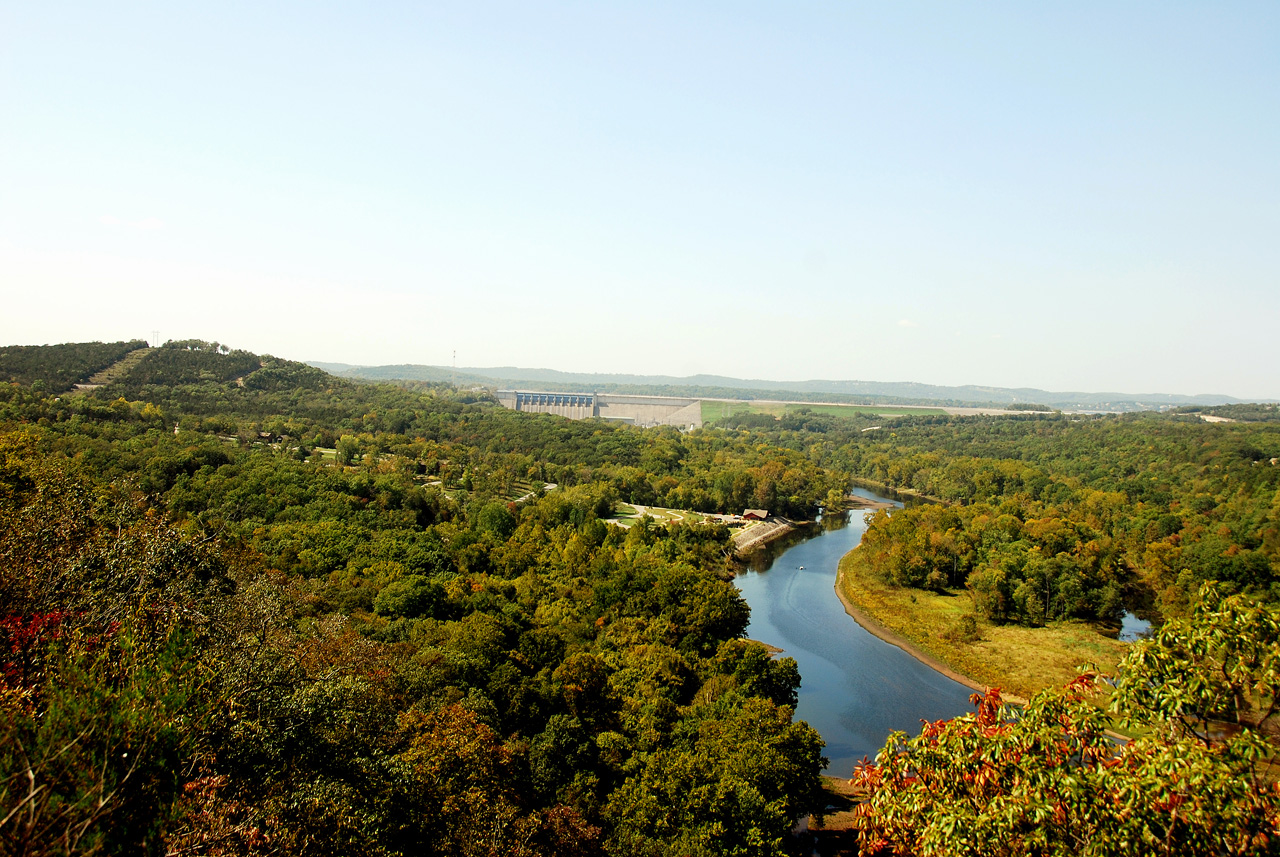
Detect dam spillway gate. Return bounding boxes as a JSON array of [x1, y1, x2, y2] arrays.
[[495, 390, 703, 429]]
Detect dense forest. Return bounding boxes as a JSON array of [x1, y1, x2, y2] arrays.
[[0, 340, 148, 392], [718, 406, 1280, 625], [2, 341, 1278, 855], [1, 341, 837, 856], [716, 406, 1280, 853]]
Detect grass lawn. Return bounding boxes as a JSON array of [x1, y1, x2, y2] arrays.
[[606, 503, 711, 526], [784, 403, 946, 417], [700, 400, 784, 423], [838, 548, 1130, 700], [505, 480, 543, 501], [635, 507, 709, 524], [700, 400, 947, 424]]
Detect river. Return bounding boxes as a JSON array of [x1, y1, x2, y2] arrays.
[[733, 489, 975, 776]]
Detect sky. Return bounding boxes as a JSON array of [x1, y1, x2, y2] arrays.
[[2, 2, 1278, 399]]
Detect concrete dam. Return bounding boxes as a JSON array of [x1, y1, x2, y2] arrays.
[[495, 391, 703, 429]]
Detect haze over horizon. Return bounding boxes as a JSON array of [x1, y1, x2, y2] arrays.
[[3, 3, 1278, 400], [308, 359, 1261, 404]]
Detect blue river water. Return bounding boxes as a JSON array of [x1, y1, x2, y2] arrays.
[[733, 489, 975, 776]]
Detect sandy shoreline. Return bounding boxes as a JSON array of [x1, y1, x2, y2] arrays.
[[833, 558, 985, 694], [844, 495, 894, 511]]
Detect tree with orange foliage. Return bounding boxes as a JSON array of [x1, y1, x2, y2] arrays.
[[852, 590, 1280, 855]]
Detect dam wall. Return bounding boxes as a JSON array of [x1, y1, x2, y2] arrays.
[[496, 391, 702, 429], [494, 391, 597, 420]]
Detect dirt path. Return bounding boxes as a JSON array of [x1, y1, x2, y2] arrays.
[[71, 346, 154, 393]]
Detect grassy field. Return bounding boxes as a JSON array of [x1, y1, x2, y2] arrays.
[[700, 400, 946, 423], [608, 503, 717, 526], [701, 401, 781, 422], [506, 480, 545, 501], [784, 402, 945, 417], [838, 548, 1130, 699]]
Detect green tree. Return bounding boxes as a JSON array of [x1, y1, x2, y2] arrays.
[[1112, 583, 1280, 736], [373, 574, 446, 619], [851, 589, 1280, 856], [335, 434, 360, 465], [607, 695, 826, 857], [1, 624, 213, 857], [476, 501, 517, 541]]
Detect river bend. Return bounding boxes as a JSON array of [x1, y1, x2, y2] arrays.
[[733, 489, 974, 775]]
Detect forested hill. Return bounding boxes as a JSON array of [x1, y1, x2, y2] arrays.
[[717, 405, 1280, 620], [3, 339, 1279, 854], [317, 360, 1256, 411], [0, 339, 840, 856], [0, 338, 339, 397], [1173, 402, 1280, 422], [0, 339, 148, 391]]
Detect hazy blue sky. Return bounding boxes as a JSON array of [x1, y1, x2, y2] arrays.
[[3, 2, 1277, 398]]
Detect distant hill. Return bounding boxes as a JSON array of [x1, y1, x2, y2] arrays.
[[317, 362, 1256, 412], [307, 361, 360, 374], [0, 340, 149, 392], [1172, 403, 1280, 423], [0, 339, 337, 396], [6, 343, 1259, 412]]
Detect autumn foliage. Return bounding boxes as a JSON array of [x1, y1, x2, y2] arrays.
[[852, 598, 1280, 856]]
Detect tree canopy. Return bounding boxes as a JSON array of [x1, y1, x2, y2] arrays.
[[851, 587, 1280, 855], [3, 341, 1279, 854]]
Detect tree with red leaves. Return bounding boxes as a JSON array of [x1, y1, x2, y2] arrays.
[[852, 590, 1280, 856]]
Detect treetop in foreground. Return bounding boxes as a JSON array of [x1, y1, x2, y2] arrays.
[[852, 585, 1280, 856]]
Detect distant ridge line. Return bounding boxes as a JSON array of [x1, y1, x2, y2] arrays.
[[307, 362, 1258, 412]]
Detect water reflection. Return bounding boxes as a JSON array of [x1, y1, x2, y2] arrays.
[[1118, 611, 1152, 642], [734, 491, 974, 775]]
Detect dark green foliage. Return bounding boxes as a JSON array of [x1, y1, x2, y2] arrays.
[[476, 500, 517, 540], [719, 411, 783, 430], [123, 340, 263, 386], [373, 575, 446, 618], [728, 409, 1280, 619], [1173, 402, 1280, 422], [605, 694, 826, 856], [0, 339, 146, 391], [710, 638, 802, 709], [7, 339, 1274, 854], [0, 344, 829, 855], [2, 625, 211, 857]]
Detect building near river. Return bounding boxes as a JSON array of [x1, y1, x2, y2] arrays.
[[495, 390, 702, 429]]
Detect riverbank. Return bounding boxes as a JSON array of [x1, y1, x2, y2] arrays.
[[833, 560, 985, 695], [849, 478, 948, 506], [843, 493, 893, 511], [732, 517, 807, 556], [802, 776, 864, 855], [836, 547, 1129, 700], [734, 501, 979, 772]]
